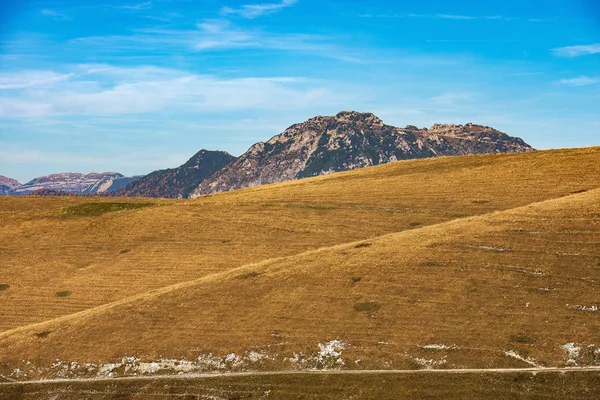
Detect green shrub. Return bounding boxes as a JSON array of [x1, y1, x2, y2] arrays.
[[56, 290, 71, 297], [0, 284, 9, 291]]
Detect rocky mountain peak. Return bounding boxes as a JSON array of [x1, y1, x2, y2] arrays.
[[335, 111, 384, 126], [189, 111, 533, 198]]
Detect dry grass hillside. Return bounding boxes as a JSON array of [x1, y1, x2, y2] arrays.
[[1, 185, 599, 379], [1, 147, 599, 335]]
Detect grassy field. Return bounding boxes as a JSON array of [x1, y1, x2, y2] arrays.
[[2, 371, 600, 399], [1, 147, 600, 334], [0, 147, 599, 400], [0, 170, 599, 379]]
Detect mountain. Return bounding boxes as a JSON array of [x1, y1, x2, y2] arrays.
[[190, 111, 533, 197], [111, 150, 236, 198], [0, 175, 21, 196], [14, 172, 141, 196]]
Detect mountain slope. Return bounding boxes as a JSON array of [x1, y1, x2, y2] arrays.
[[191, 111, 533, 197], [111, 150, 236, 198], [0, 175, 21, 196], [1, 188, 598, 379]]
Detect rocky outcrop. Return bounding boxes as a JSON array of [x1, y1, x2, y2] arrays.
[[190, 111, 533, 197], [111, 150, 236, 198]]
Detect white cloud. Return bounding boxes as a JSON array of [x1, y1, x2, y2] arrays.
[[0, 66, 345, 118], [555, 76, 600, 86], [0, 71, 74, 89], [552, 43, 600, 57], [220, 0, 297, 19], [194, 20, 255, 50], [435, 14, 477, 20], [118, 1, 152, 10], [41, 9, 70, 21], [430, 92, 474, 105], [69, 20, 362, 63]]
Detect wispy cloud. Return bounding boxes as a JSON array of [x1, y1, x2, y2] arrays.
[[555, 76, 600, 86], [552, 43, 600, 57], [435, 14, 478, 20], [220, 0, 297, 19], [0, 71, 74, 89], [118, 1, 152, 10], [41, 9, 70, 21], [429, 92, 474, 105], [0, 65, 345, 118], [70, 20, 365, 63], [360, 13, 550, 22]]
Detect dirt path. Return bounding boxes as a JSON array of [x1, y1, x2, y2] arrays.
[[3, 366, 600, 387]]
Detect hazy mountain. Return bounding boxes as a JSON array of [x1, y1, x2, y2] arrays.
[[0, 175, 21, 196], [14, 172, 141, 196]]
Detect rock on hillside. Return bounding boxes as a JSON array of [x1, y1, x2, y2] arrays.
[[111, 150, 236, 198], [190, 111, 533, 197]]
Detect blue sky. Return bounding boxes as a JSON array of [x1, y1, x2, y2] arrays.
[[0, 0, 599, 182]]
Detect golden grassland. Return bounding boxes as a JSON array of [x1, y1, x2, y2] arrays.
[[0, 176, 599, 376], [1, 147, 599, 335], [2, 371, 600, 400]]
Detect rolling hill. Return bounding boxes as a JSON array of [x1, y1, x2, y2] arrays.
[[0, 147, 599, 383], [0, 173, 599, 380], [0, 148, 598, 335]]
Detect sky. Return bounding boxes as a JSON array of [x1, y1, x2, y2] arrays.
[[0, 0, 599, 183]]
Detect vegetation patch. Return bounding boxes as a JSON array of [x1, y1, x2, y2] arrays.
[[56, 291, 71, 297], [510, 334, 535, 344], [34, 331, 52, 339], [354, 301, 381, 312], [409, 221, 422, 227], [238, 271, 261, 280], [61, 202, 154, 218], [119, 249, 130, 254], [0, 284, 9, 291], [355, 243, 372, 249]]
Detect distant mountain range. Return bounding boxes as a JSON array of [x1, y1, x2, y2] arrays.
[[0, 172, 141, 196], [1, 111, 534, 198]]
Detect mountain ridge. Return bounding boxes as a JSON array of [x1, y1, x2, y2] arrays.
[[190, 111, 533, 197], [111, 150, 236, 198]]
